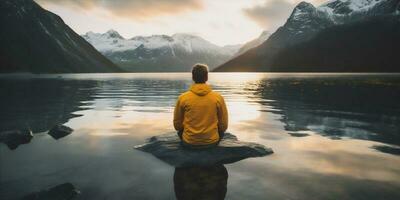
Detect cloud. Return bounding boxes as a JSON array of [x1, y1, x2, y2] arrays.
[[243, 0, 326, 31], [36, 0, 204, 20], [243, 0, 295, 31]]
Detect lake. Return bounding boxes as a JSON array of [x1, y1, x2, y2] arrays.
[[1, 73, 400, 200]]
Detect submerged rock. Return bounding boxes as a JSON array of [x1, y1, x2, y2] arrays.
[[372, 145, 400, 156], [20, 183, 79, 200], [48, 125, 73, 140], [134, 132, 273, 167], [0, 129, 33, 150], [288, 132, 310, 137]]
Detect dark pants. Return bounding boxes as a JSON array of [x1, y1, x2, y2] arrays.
[[177, 131, 225, 149]]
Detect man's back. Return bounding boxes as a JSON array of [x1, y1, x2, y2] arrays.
[[174, 64, 228, 146], [174, 83, 228, 145]]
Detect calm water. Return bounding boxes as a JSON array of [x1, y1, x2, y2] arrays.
[[1, 73, 400, 200]]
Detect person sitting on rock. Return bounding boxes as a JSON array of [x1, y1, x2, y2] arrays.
[[173, 63, 228, 148]]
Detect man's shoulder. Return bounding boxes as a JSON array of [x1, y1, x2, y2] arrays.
[[178, 91, 192, 100], [181, 91, 192, 97], [178, 90, 224, 100]]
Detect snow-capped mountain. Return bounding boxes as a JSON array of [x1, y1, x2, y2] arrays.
[[82, 30, 241, 72], [318, 0, 399, 19], [0, 0, 121, 73], [319, 0, 382, 14], [262, 0, 399, 50], [281, 0, 399, 45], [215, 0, 400, 72], [235, 31, 270, 56], [281, 0, 399, 40], [270, 15, 400, 72]]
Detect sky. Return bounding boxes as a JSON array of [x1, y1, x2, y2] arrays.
[[35, 0, 327, 46]]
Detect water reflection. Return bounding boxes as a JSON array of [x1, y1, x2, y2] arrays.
[[0, 79, 96, 133], [246, 75, 400, 147], [174, 165, 228, 200], [1, 73, 400, 200], [0, 77, 189, 134], [20, 182, 79, 200]]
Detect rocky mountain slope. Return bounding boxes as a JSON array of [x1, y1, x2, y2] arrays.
[[272, 16, 400, 72], [83, 31, 241, 72], [0, 0, 122, 73], [235, 31, 270, 56], [215, 0, 400, 72]]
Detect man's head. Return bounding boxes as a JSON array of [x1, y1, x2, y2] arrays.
[[192, 64, 209, 83]]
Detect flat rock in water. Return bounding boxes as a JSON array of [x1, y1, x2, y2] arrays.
[[0, 129, 33, 150], [134, 133, 273, 167], [48, 125, 73, 140]]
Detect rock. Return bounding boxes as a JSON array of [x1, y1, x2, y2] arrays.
[[20, 183, 79, 200], [48, 125, 73, 140], [329, 135, 342, 140], [372, 145, 400, 156], [288, 132, 310, 137], [0, 129, 33, 150], [134, 132, 273, 167]]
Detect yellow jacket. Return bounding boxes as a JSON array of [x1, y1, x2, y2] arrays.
[[173, 84, 228, 145]]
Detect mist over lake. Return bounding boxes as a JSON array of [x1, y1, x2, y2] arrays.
[[1, 73, 399, 200]]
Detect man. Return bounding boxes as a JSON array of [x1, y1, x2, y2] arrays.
[[173, 64, 228, 148]]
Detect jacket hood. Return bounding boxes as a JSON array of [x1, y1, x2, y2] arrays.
[[190, 84, 212, 96]]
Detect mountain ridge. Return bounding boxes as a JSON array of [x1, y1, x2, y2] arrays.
[[0, 0, 122, 73], [214, 0, 400, 72], [271, 15, 400, 72], [82, 30, 242, 72], [235, 31, 270, 56]]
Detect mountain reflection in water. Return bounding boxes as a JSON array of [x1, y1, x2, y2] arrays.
[[0, 79, 95, 133], [249, 76, 400, 146]]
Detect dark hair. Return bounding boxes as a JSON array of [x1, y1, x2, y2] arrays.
[[192, 64, 209, 83]]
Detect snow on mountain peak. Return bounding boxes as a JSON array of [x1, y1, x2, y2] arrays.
[[297, 1, 316, 10], [284, 0, 399, 26], [171, 33, 223, 53], [318, 0, 383, 15], [289, 1, 318, 21], [103, 29, 124, 39], [293, 1, 316, 13], [172, 33, 198, 39], [106, 29, 118, 34], [82, 31, 240, 55], [321, 0, 380, 10]]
